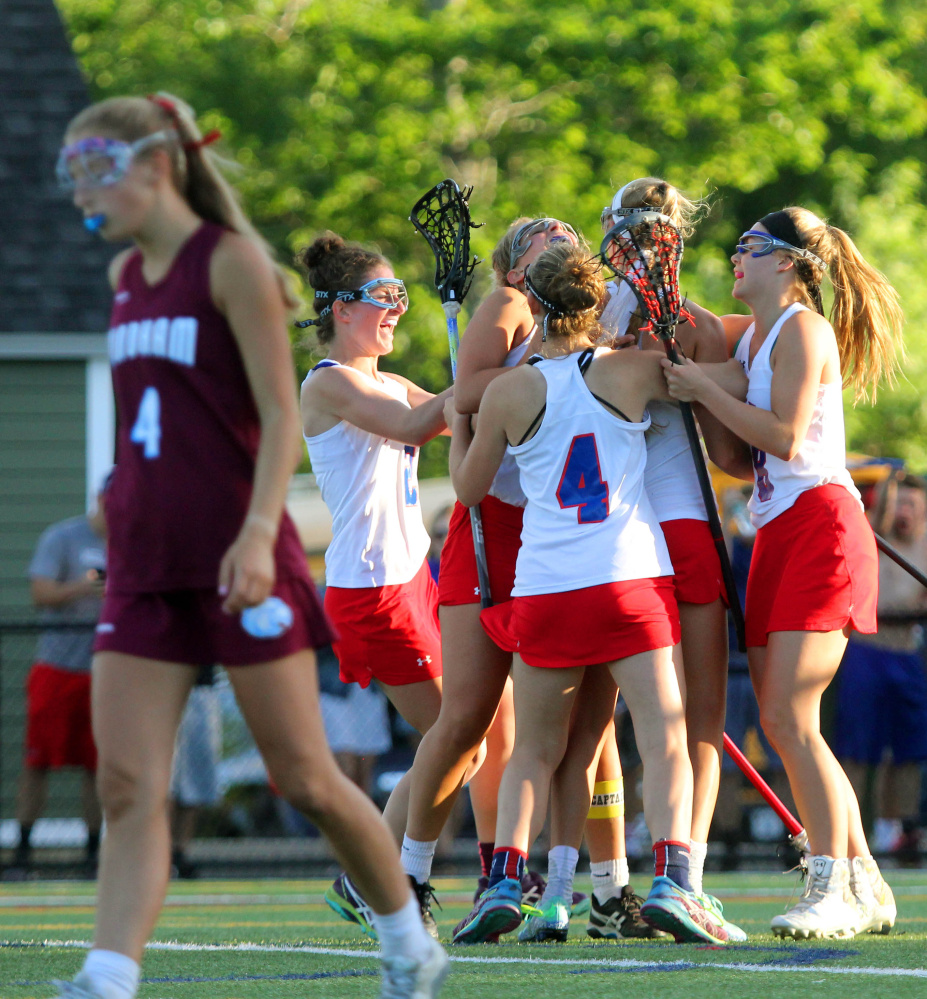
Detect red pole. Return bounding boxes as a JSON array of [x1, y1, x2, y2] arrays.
[[722, 732, 808, 851]]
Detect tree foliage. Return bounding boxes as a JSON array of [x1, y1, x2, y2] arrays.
[[58, 0, 927, 472]]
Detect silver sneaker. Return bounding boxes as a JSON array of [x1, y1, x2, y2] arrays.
[[771, 856, 859, 940], [850, 857, 896, 934], [379, 935, 449, 999]]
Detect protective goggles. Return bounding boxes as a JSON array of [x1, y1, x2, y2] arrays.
[[735, 230, 826, 271], [600, 205, 651, 231], [56, 131, 175, 191], [297, 278, 409, 327], [509, 218, 578, 269]]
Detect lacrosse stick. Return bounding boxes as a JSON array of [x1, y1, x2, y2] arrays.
[[410, 179, 493, 608], [600, 210, 747, 652], [723, 733, 810, 854], [875, 532, 927, 589]]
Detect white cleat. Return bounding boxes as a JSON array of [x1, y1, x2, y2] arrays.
[[850, 856, 896, 934], [771, 856, 860, 940], [52, 975, 104, 999], [379, 935, 450, 999]]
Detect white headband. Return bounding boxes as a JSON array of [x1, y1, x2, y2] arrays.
[[611, 181, 633, 212]]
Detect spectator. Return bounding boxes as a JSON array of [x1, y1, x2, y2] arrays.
[[426, 504, 452, 583], [12, 481, 108, 875], [836, 472, 927, 859], [169, 665, 222, 879]]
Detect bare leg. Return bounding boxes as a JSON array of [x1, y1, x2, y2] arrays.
[[81, 770, 103, 836], [378, 677, 444, 842], [679, 599, 728, 843], [90, 653, 196, 960], [467, 676, 515, 842], [609, 645, 691, 845], [493, 657, 584, 852], [584, 731, 626, 863], [406, 603, 512, 842], [15, 766, 48, 829], [549, 669, 619, 850], [750, 630, 855, 857], [230, 651, 411, 915]]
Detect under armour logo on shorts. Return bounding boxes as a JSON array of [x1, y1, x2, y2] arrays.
[[416, 655, 433, 667]]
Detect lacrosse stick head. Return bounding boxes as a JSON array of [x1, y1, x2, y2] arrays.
[[409, 178, 482, 305], [599, 209, 685, 340]]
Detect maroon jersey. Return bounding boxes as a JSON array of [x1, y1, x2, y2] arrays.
[[105, 222, 307, 593]]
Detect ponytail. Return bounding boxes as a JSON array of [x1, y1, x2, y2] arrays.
[[772, 208, 903, 402]]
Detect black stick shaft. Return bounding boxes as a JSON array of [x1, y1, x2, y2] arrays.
[[875, 532, 927, 589], [470, 508, 493, 609], [662, 338, 747, 652]]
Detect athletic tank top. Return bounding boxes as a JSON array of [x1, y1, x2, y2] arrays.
[[734, 301, 860, 528], [509, 350, 672, 596], [600, 281, 711, 522], [486, 333, 532, 508], [303, 361, 430, 587], [104, 222, 307, 593]]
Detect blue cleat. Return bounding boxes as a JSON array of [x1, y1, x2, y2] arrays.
[[453, 877, 523, 944], [639, 876, 729, 944]]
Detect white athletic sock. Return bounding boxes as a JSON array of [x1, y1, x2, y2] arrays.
[[540, 845, 579, 906], [373, 894, 433, 962], [689, 840, 708, 896], [400, 835, 438, 884], [591, 858, 629, 903], [79, 949, 140, 999]]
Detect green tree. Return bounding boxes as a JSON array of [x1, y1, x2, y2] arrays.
[[58, 0, 927, 472]]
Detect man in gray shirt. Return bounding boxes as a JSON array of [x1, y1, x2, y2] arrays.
[[12, 486, 107, 874]]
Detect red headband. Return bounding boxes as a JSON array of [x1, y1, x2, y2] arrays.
[[146, 94, 221, 152]]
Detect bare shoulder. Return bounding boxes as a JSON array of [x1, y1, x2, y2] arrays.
[[677, 301, 726, 362], [721, 313, 754, 356], [468, 286, 533, 335], [107, 248, 135, 291], [211, 230, 274, 281]]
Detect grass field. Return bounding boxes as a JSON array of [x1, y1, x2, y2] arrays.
[[2, 870, 927, 999]]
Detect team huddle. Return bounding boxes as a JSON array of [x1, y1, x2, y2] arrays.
[[52, 91, 905, 999]]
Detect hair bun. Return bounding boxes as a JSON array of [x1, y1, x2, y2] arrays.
[[300, 231, 346, 270]]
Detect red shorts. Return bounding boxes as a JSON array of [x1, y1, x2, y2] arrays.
[[480, 577, 680, 669], [661, 518, 726, 606], [24, 663, 96, 771], [746, 484, 878, 647], [325, 560, 442, 688], [94, 575, 334, 666], [438, 496, 524, 606]]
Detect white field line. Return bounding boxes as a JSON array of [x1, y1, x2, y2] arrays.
[[14, 940, 927, 980]]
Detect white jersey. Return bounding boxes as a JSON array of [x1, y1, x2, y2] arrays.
[[644, 401, 711, 523], [734, 302, 861, 529], [601, 281, 711, 522], [509, 350, 673, 596], [486, 333, 531, 508], [303, 361, 430, 587]]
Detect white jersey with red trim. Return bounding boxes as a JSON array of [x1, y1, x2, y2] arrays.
[[600, 282, 711, 523], [644, 401, 711, 523], [734, 301, 860, 529], [303, 361, 430, 587], [508, 350, 672, 597], [486, 333, 532, 508]]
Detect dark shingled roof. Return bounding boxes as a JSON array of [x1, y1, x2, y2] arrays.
[[0, 0, 113, 333]]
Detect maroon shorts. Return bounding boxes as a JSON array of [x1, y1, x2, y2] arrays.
[[438, 496, 524, 606], [93, 575, 334, 666], [480, 577, 680, 669], [324, 560, 442, 688], [746, 484, 878, 647], [661, 518, 726, 606], [24, 663, 96, 771]]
